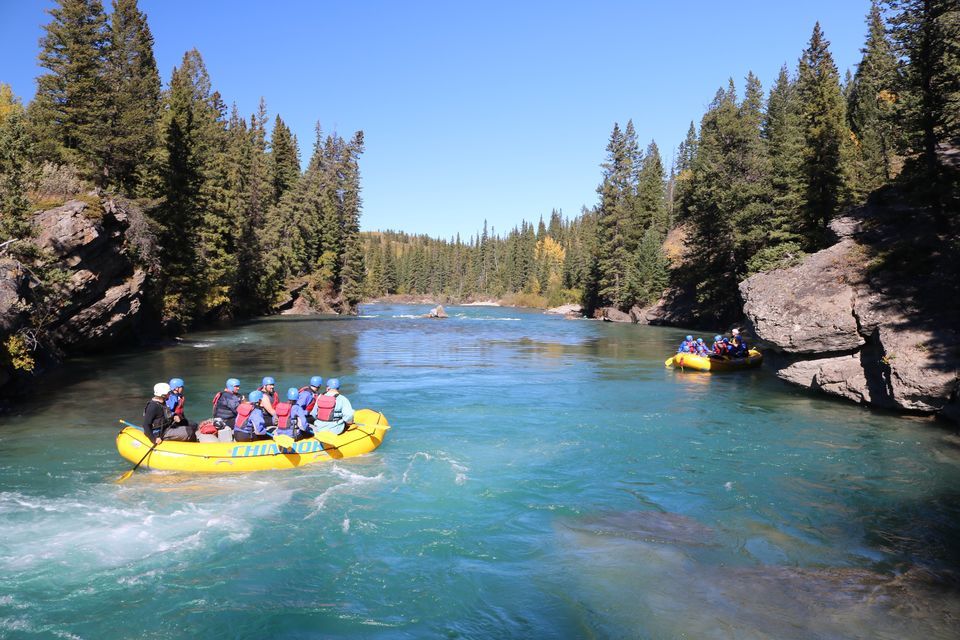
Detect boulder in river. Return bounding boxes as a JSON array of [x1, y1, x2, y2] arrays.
[[423, 304, 448, 318]]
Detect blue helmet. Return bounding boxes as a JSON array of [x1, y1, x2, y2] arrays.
[[326, 378, 340, 390], [261, 376, 275, 386], [685, 335, 693, 342], [714, 335, 722, 342], [309, 375, 323, 388], [697, 338, 704, 343], [287, 387, 298, 401], [248, 390, 264, 403], [226, 378, 240, 389], [169, 377, 184, 389]]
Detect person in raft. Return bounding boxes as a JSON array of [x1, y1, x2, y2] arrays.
[[711, 335, 730, 357], [143, 382, 196, 443], [233, 390, 273, 442], [295, 376, 324, 418], [258, 376, 280, 426], [694, 338, 711, 357], [166, 377, 193, 428], [311, 378, 354, 435], [206, 377, 242, 442], [277, 387, 312, 440], [212, 378, 243, 423], [677, 335, 695, 353], [729, 328, 749, 358]]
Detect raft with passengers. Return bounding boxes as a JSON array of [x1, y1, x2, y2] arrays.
[[117, 375, 389, 476], [665, 329, 763, 372]]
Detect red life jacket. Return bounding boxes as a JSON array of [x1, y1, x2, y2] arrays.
[[235, 402, 255, 429], [258, 386, 280, 406], [686, 343, 697, 353], [297, 386, 317, 413], [172, 393, 185, 416], [274, 402, 292, 429], [212, 391, 223, 409], [314, 395, 338, 421]]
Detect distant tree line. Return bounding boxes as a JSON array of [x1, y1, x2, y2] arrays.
[[0, 0, 365, 342], [362, 0, 958, 319]]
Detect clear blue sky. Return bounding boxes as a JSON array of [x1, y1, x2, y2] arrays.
[[1, 0, 873, 239]]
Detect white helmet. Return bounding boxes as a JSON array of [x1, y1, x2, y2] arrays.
[[154, 382, 171, 396]]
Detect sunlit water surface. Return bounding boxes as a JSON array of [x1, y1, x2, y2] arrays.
[[1, 304, 959, 639]]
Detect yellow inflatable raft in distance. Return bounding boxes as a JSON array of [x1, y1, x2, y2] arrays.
[[116, 408, 390, 473], [665, 349, 763, 372]]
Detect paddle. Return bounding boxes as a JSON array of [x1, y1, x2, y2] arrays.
[[664, 356, 675, 367], [116, 419, 158, 482]]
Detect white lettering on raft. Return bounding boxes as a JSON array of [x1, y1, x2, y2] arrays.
[[230, 441, 326, 457]]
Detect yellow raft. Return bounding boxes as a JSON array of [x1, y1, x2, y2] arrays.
[[665, 349, 763, 372], [116, 408, 390, 473]]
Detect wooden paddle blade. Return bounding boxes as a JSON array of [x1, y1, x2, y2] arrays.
[[273, 434, 295, 449]]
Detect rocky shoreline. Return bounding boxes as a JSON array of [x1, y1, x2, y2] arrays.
[[3, 198, 956, 423]]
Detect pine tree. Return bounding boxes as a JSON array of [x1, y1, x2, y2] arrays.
[[339, 131, 366, 310], [0, 88, 34, 247], [32, 0, 110, 177], [758, 65, 806, 271], [796, 23, 851, 238], [268, 115, 300, 205], [102, 0, 160, 193], [593, 122, 639, 310], [884, 0, 960, 210], [154, 49, 227, 326], [849, 1, 902, 194]]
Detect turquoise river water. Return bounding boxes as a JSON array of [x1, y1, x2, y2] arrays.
[[1, 304, 959, 639]]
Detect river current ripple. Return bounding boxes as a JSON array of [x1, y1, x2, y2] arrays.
[[1, 304, 958, 639]]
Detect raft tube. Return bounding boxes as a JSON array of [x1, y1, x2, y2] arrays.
[[116, 408, 390, 473], [665, 349, 763, 372]]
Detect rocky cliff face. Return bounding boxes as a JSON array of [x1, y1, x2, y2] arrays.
[[740, 208, 959, 422], [0, 197, 149, 388]]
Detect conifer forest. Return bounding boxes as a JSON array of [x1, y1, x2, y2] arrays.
[[0, 0, 957, 343]]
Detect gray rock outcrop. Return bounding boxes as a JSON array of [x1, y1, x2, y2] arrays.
[[0, 196, 150, 389], [740, 208, 959, 421]]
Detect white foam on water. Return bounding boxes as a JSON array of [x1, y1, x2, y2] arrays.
[[341, 517, 350, 533], [191, 342, 214, 348], [305, 466, 384, 519], [391, 314, 420, 319], [0, 481, 291, 584], [399, 451, 469, 485], [357, 315, 378, 318]]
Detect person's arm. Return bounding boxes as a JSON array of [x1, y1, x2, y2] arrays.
[[261, 394, 277, 417], [339, 395, 354, 426]]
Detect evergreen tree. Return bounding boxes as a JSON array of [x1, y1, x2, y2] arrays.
[[0, 88, 34, 247], [758, 65, 806, 271], [32, 0, 110, 176], [268, 115, 300, 205], [796, 23, 851, 238], [593, 122, 638, 310], [848, 1, 901, 194], [884, 0, 960, 209], [102, 0, 160, 193]]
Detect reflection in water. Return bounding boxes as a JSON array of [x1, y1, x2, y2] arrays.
[[1, 304, 959, 638]]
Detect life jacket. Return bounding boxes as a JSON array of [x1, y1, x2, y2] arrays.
[[687, 343, 698, 353], [144, 399, 174, 437], [171, 392, 185, 416], [212, 390, 242, 421], [258, 386, 280, 407], [234, 402, 257, 432], [274, 402, 292, 430], [713, 342, 726, 355], [313, 394, 341, 422], [297, 386, 317, 413]]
